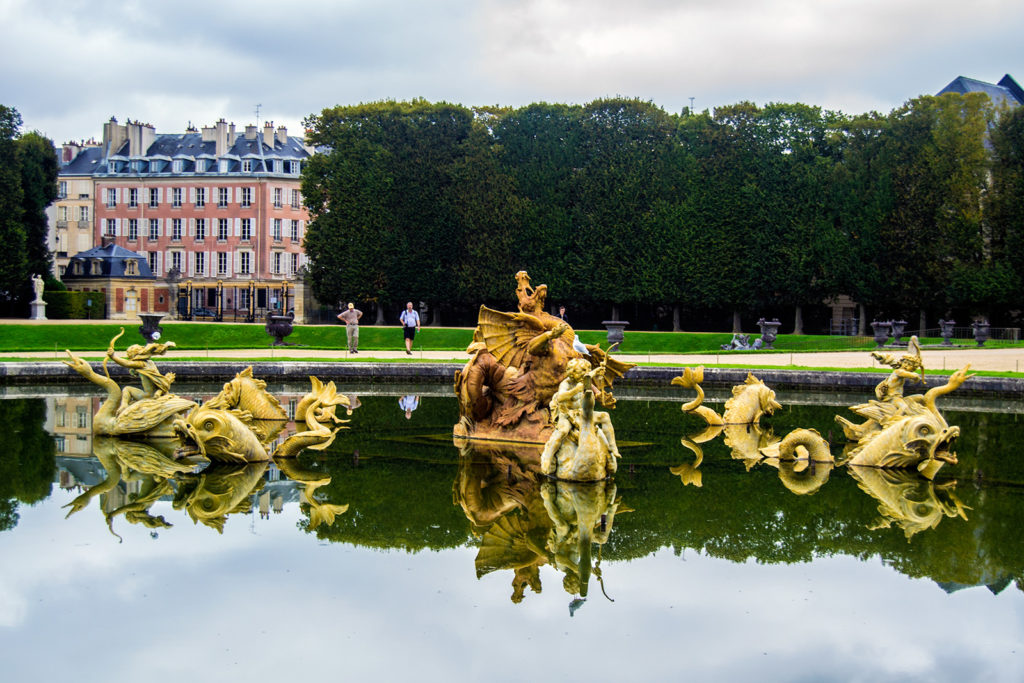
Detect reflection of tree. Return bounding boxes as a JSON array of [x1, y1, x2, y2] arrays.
[[0, 399, 56, 531]]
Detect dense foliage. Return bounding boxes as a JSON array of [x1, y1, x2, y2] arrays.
[[303, 94, 1024, 332], [0, 105, 58, 316]]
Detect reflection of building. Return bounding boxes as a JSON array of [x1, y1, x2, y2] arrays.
[[57, 117, 314, 321], [46, 397, 96, 455]]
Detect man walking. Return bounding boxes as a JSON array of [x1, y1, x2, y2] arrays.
[[399, 301, 421, 355], [337, 302, 363, 353]]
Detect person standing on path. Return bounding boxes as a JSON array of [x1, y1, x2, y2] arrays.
[[399, 301, 421, 355], [337, 303, 363, 353]]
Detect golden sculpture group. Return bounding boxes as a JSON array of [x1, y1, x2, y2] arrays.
[[454, 272, 633, 481], [62, 330, 353, 535]]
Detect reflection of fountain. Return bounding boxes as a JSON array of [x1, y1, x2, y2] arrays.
[[847, 466, 969, 540], [455, 442, 624, 607]]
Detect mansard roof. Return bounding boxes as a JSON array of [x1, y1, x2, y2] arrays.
[[63, 243, 154, 280], [938, 74, 1023, 107], [60, 146, 105, 175]]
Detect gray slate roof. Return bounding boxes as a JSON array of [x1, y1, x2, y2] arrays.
[[938, 74, 1023, 107], [64, 243, 153, 279]]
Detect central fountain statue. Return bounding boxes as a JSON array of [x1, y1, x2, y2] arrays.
[[454, 272, 634, 480]]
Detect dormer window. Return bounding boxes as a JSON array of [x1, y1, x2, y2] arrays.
[[196, 159, 205, 173], [74, 262, 83, 275], [125, 259, 138, 275], [218, 159, 229, 173], [242, 160, 252, 172], [173, 159, 184, 173]]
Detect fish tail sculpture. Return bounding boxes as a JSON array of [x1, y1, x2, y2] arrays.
[[671, 366, 724, 427]]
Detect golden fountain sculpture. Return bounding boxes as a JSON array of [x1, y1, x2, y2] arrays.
[[836, 336, 972, 479], [64, 330, 351, 462], [454, 272, 634, 481]]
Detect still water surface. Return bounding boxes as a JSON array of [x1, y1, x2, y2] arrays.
[[1, 388, 1022, 682]]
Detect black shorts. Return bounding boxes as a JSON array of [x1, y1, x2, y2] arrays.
[[403, 326, 417, 340]]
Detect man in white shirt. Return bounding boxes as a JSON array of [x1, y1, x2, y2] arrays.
[[399, 301, 421, 355]]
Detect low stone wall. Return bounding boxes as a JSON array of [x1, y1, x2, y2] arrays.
[[2, 361, 1022, 399]]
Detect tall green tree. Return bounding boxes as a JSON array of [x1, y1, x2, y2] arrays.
[[15, 132, 59, 284], [983, 106, 1024, 312], [0, 105, 28, 309]]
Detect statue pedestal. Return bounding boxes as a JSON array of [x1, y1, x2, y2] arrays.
[[29, 300, 46, 320]]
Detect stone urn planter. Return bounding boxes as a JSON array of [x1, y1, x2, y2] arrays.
[[601, 320, 629, 348], [870, 321, 891, 349], [938, 319, 956, 346], [890, 319, 907, 345], [266, 311, 296, 346], [756, 318, 781, 349], [138, 314, 164, 343], [971, 320, 990, 347]]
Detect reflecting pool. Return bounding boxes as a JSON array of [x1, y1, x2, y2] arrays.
[[1, 386, 1023, 682]]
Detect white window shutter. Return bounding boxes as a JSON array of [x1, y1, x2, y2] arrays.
[[234, 218, 240, 237], [234, 187, 240, 203], [157, 187, 163, 203], [156, 252, 163, 277], [188, 218, 195, 237], [205, 251, 211, 276], [114, 218, 121, 236], [156, 218, 163, 237], [189, 187, 195, 202], [187, 252, 194, 277]]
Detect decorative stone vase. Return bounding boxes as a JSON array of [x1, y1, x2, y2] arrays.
[[601, 320, 629, 348], [938, 319, 956, 346], [971, 320, 990, 347], [890, 319, 907, 345], [870, 321, 891, 349], [266, 311, 295, 346], [756, 318, 781, 349], [138, 314, 164, 342]]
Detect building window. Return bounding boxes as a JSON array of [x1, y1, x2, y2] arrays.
[[273, 188, 282, 208], [59, 181, 67, 199], [218, 218, 229, 241], [240, 187, 252, 208], [79, 206, 89, 222], [59, 206, 68, 221], [105, 219, 116, 237], [128, 218, 138, 241], [148, 252, 159, 274], [149, 218, 159, 240], [171, 251, 183, 273], [242, 160, 252, 173], [240, 251, 251, 274], [240, 218, 251, 241], [172, 187, 182, 207], [272, 218, 282, 241], [125, 259, 137, 275], [149, 187, 159, 208], [195, 218, 206, 241], [195, 252, 206, 276], [218, 187, 229, 207], [76, 409, 88, 429], [171, 218, 182, 241], [173, 159, 184, 173], [290, 189, 300, 208], [287, 161, 299, 174], [195, 187, 206, 207], [128, 187, 138, 208], [290, 219, 300, 241], [290, 253, 299, 275], [272, 251, 282, 274], [217, 252, 228, 275], [106, 188, 117, 208], [196, 159, 205, 173]]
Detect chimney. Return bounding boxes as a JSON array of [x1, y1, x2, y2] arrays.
[[102, 116, 127, 156], [62, 142, 81, 163], [126, 121, 155, 156], [245, 125, 258, 140], [276, 125, 288, 145], [229, 122, 236, 145], [263, 121, 275, 148], [215, 119, 228, 156]]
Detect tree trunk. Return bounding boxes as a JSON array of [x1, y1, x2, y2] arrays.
[[732, 310, 742, 333], [672, 305, 681, 332], [431, 303, 442, 327], [374, 301, 385, 326], [918, 308, 926, 337], [792, 305, 804, 335], [858, 303, 866, 336], [611, 304, 620, 321]]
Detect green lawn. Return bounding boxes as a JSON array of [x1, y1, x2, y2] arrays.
[[0, 321, 1020, 355]]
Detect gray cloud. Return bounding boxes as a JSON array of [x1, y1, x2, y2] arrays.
[[0, 0, 1021, 143]]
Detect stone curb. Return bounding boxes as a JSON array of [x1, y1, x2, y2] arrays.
[[2, 360, 1022, 398]]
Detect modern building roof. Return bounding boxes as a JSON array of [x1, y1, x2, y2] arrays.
[[937, 74, 1023, 108], [63, 243, 154, 279]]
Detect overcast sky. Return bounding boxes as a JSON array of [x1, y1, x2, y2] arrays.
[[2, 0, 1022, 145]]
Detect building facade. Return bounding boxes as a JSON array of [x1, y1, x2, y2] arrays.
[[59, 117, 313, 321]]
